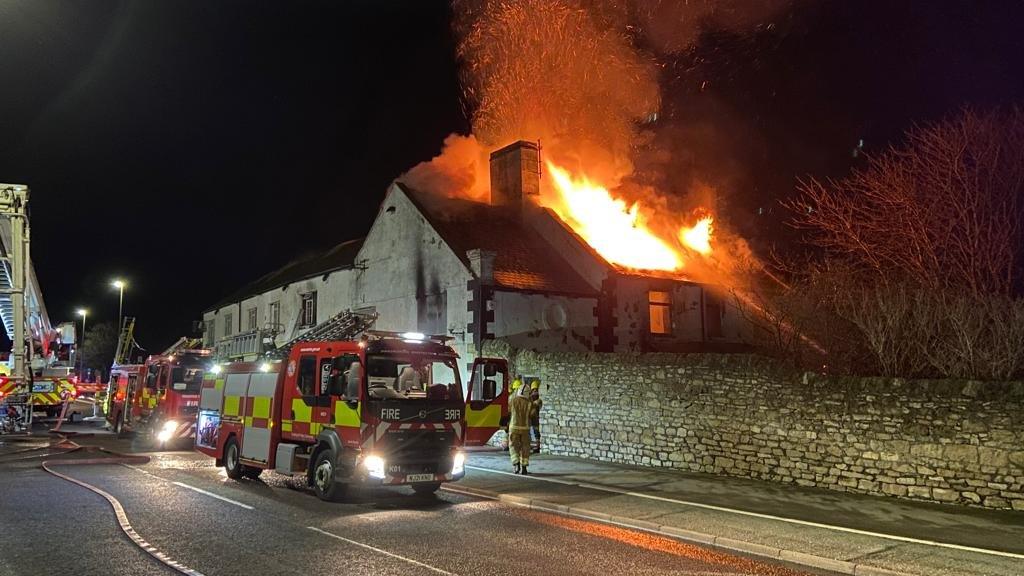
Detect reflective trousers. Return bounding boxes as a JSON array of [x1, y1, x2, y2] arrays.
[[509, 428, 531, 466]]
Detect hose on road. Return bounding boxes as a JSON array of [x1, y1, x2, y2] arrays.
[[38, 435, 207, 576]]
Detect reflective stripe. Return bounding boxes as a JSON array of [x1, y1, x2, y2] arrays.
[[335, 401, 360, 428], [252, 396, 271, 419], [292, 398, 311, 423], [223, 395, 240, 416]]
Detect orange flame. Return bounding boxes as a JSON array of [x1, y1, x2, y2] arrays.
[[543, 160, 713, 273], [680, 216, 713, 255]]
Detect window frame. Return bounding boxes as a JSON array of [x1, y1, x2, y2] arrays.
[[300, 292, 317, 328], [648, 290, 672, 336], [246, 307, 258, 331], [223, 312, 233, 337]]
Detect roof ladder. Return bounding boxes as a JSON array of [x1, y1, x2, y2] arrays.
[[265, 310, 377, 360]]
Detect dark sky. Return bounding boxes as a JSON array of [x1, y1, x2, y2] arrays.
[[1, 0, 1021, 350]]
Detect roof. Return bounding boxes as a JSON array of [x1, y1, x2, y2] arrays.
[[204, 238, 364, 312], [396, 183, 598, 297]]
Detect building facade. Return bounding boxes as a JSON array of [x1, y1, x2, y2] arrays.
[[202, 141, 749, 373]]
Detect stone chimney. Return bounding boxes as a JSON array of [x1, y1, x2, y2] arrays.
[[466, 249, 496, 284], [489, 140, 540, 209]]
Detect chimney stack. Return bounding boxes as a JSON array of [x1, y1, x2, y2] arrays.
[[466, 249, 496, 284], [489, 140, 540, 210]]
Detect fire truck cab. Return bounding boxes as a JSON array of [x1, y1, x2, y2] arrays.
[[107, 350, 209, 444], [195, 333, 509, 500]]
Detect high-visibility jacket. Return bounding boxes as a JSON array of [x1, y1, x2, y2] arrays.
[[530, 397, 543, 419], [508, 394, 531, 432]]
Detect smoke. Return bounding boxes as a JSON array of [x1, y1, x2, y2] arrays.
[[633, 0, 792, 54], [401, 0, 792, 279]]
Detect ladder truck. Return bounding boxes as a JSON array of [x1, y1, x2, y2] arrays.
[[107, 321, 211, 446], [195, 311, 510, 500]]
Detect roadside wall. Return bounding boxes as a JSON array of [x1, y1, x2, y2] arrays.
[[486, 342, 1024, 511]]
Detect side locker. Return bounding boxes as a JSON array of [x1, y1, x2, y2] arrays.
[[463, 358, 510, 446], [223, 372, 250, 446], [241, 372, 277, 465]]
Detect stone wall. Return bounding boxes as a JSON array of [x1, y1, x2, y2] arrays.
[[488, 342, 1024, 511]]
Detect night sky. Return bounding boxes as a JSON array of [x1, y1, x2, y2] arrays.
[[1, 1, 1021, 350]]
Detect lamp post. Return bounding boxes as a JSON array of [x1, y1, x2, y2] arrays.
[[76, 308, 88, 377], [111, 279, 125, 327]]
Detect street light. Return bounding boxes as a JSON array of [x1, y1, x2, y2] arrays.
[[76, 308, 88, 377], [111, 279, 126, 327]]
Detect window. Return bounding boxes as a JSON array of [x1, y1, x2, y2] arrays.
[[268, 301, 281, 331], [325, 353, 361, 398], [300, 292, 317, 328], [223, 312, 233, 337], [204, 321, 215, 346], [297, 354, 317, 397], [649, 290, 672, 335], [470, 360, 505, 402], [246, 307, 258, 331]]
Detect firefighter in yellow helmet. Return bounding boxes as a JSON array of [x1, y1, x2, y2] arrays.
[[529, 380, 542, 454], [508, 381, 532, 474]]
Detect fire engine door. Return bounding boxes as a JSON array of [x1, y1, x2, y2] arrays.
[[463, 358, 509, 446], [125, 374, 138, 423], [317, 354, 361, 438]]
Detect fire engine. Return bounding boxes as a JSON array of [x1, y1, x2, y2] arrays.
[[195, 328, 509, 500], [106, 331, 210, 445]]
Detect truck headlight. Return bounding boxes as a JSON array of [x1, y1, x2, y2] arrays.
[[162, 420, 179, 432], [452, 451, 466, 476], [362, 454, 386, 479]]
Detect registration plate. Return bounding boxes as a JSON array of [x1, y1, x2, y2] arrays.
[[406, 473, 435, 483]]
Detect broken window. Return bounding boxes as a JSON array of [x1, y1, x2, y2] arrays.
[[648, 290, 672, 335]]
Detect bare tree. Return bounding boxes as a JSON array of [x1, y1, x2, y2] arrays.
[[790, 108, 1024, 296], [782, 108, 1024, 380]]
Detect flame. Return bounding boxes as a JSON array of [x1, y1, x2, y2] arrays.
[[680, 216, 713, 255], [544, 160, 713, 273]]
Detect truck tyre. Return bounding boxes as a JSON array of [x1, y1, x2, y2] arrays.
[[224, 437, 244, 480], [412, 481, 442, 495], [312, 450, 346, 502], [242, 466, 263, 480]]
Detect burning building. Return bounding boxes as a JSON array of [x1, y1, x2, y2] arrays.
[[202, 141, 749, 367]]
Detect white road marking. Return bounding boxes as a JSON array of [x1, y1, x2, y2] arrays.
[[123, 463, 254, 510], [465, 465, 1024, 560], [171, 481, 254, 510], [308, 526, 459, 575]]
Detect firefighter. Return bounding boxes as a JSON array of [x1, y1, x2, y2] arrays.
[[508, 382, 532, 474], [529, 380, 542, 454], [500, 376, 524, 451]]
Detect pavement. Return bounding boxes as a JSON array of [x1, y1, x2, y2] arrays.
[[1, 421, 1020, 576], [456, 450, 1024, 576], [0, 422, 833, 576]]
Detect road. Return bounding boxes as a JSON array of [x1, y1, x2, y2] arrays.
[[0, 429, 832, 576]]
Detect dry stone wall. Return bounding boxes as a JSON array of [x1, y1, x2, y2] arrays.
[[488, 343, 1024, 511]]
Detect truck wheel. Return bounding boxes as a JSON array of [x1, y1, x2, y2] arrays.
[[312, 450, 346, 502], [242, 466, 263, 480], [224, 437, 244, 480], [412, 482, 442, 495]]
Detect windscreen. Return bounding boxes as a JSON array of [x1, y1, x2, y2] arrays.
[[365, 353, 463, 402], [171, 356, 207, 393]]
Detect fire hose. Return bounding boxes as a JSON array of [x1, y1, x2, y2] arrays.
[[23, 432, 207, 576]]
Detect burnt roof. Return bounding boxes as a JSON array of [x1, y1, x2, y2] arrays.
[[204, 237, 364, 313], [396, 183, 598, 297]]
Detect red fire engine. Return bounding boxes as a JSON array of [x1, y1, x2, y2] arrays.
[[107, 340, 210, 445], [195, 331, 509, 500]]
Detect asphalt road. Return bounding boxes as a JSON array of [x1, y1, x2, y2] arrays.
[[0, 431, 832, 576]]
